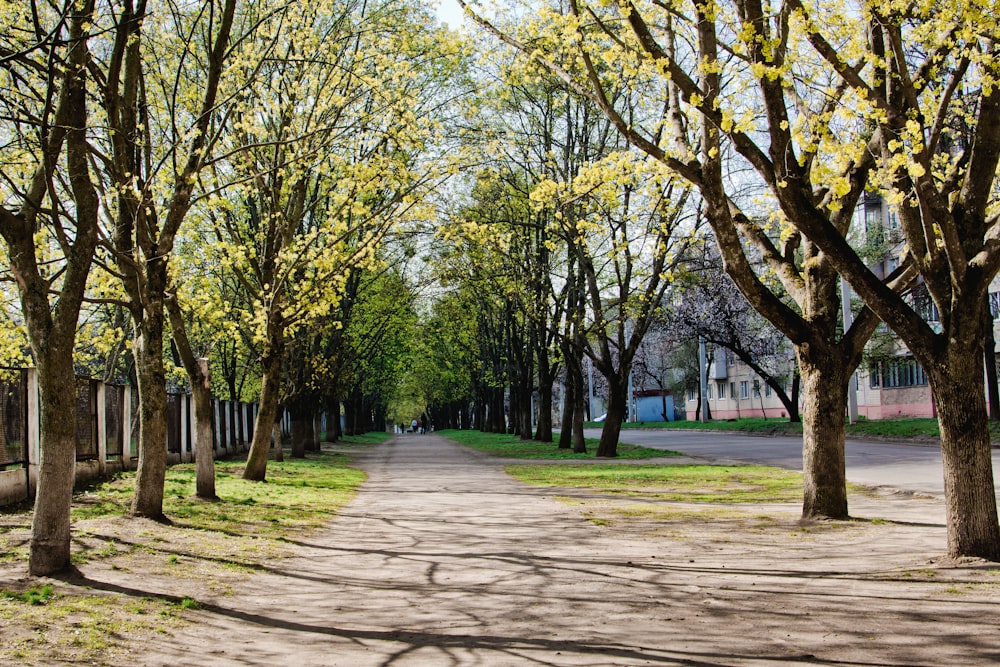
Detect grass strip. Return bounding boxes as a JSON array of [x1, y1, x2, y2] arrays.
[[586, 416, 1000, 441], [505, 463, 804, 503]]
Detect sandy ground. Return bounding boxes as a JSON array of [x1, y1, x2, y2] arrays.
[[11, 434, 1000, 666]]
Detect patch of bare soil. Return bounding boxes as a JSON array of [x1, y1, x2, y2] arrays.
[[2, 437, 999, 666]]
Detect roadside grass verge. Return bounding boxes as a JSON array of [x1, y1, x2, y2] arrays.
[[438, 429, 679, 459], [505, 463, 804, 503], [592, 417, 803, 436], [583, 416, 984, 440], [0, 432, 384, 666]]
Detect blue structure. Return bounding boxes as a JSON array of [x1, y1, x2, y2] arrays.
[[635, 390, 675, 422]]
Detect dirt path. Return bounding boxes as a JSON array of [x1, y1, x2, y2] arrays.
[[102, 435, 998, 666]]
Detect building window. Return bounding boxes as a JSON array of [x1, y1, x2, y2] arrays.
[[730, 381, 736, 399], [716, 381, 726, 399], [869, 364, 880, 388], [752, 380, 761, 397], [990, 291, 1000, 321], [918, 299, 940, 323], [706, 384, 713, 400], [688, 388, 696, 401], [739, 381, 750, 399], [864, 204, 881, 228], [875, 357, 928, 388], [765, 383, 772, 397]]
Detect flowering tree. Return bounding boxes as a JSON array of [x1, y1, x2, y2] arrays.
[[0, 0, 101, 574], [459, 0, 1000, 557], [204, 0, 461, 481]]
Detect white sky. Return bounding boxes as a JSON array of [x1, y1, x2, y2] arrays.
[[434, 0, 467, 30]]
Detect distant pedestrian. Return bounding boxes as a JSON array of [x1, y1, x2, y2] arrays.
[[420, 414, 428, 434], [411, 418, 418, 433]]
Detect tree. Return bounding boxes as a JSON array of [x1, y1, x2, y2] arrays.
[[458, 0, 910, 524], [94, 0, 237, 519], [408, 291, 478, 430], [464, 0, 1000, 556], [668, 248, 800, 422], [0, 0, 101, 574], [209, 0, 459, 481], [534, 154, 700, 456]]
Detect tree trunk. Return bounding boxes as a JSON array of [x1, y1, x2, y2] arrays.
[[271, 420, 284, 463], [330, 399, 342, 440], [535, 353, 554, 442], [572, 371, 587, 454], [931, 350, 1000, 560], [518, 388, 533, 440], [192, 359, 217, 500], [311, 413, 322, 449], [11, 1, 101, 574], [488, 388, 505, 433], [343, 396, 357, 436], [29, 362, 79, 575], [797, 348, 849, 520], [595, 376, 626, 457], [244, 344, 283, 481], [131, 319, 169, 520], [983, 299, 1000, 421], [290, 403, 310, 458], [788, 373, 801, 422], [166, 294, 217, 500], [558, 375, 574, 450]]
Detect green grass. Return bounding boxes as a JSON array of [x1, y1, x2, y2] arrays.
[[590, 417, 804, 435], [438, 429, 679, 459], [71, 435, 384, 538], [583, 416, 971, 440], [1, 584, 54, 605], [0, 592, 185, 663], [72, 454, 363, 536], [505, 463, 804, 503], [0, 433, 387, 666]]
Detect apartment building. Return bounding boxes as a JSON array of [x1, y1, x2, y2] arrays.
[[682, 192, 1000, 421]]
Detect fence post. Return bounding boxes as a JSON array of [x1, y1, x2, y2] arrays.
[[240, 403, 250, 451], [212, 399, 219, 455], [180, 394, 191, 463], [96, 381, 107, 475], [26, 368, 39, 494], [121, 385, 132, 469]]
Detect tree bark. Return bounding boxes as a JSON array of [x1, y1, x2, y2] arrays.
[[930, 345, 1000, 560], [4, 0, 101, 575], [535, 349, 554, 442], [983, 299, 999, 421], [192, 360, 216, 500], [558, 374, 575, 450], [130, 317, 169, 520], [166, 297, 217, 500], [571, 369, 587, 454], [271, 420, 284, 463], [330, 399, 342, 440], [797, 348, 849, 519], [595, 376, 626, 457], [290, 403, 311, 458], [29, 362, 80, 575], [244, 339, 283, 481]]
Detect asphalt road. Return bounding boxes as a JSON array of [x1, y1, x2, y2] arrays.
[[587, 427, 1000, 497]]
